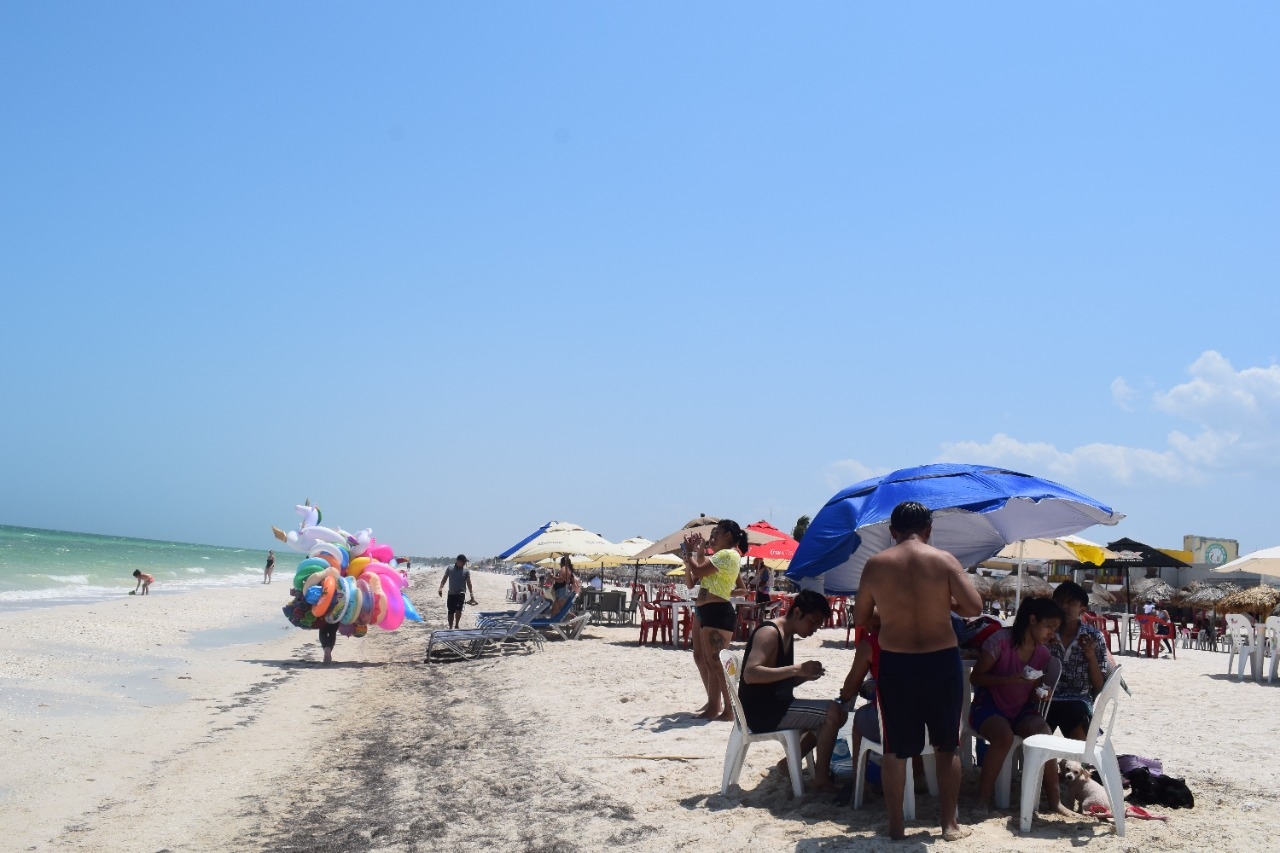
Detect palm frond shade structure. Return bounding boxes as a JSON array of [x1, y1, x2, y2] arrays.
[[1216, 585, 1280, 620]]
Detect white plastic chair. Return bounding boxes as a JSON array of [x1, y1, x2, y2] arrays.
[[848, 712, 937, 820], [1225, 613, 1260, 681], [1264, 616, 1280, 685], [1019, 665, 1126, 836], [719, 650, 814, 798], [960, 656, 1060, 809]]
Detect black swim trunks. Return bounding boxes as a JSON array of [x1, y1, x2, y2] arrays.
[[446, 592, 466, 615], [696, 601, 737, 633], [876, 646, 963, 759]]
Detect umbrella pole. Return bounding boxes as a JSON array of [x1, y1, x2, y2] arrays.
[[1015, 541, 1025, 613]]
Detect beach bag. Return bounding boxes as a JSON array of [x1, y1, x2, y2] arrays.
[[1118, 754, 1163, 778], [960, 616, 1002, 651]]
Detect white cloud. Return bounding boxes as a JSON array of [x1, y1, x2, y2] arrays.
[[833, 351, 1280, 490], [1110, 377, 1136, 411], [824, 459, 892, 490], [937, 434, 1189, 484]]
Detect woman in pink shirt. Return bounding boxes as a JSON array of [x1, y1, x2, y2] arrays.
[[968, 596, 1070, 816]]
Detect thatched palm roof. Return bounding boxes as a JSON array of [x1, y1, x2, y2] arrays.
[[994, 574, 1053, 600], [1130, 577, 1177, 603], [1174, 581, 1240, 610], [1088, 586, 1115, 607], [1217, 585, 1280, 619], [968, 573, 995, 600]]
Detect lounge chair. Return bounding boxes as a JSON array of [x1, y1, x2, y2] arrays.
[[425, 598, 549, 662]]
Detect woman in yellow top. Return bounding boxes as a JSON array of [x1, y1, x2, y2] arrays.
[[683, 519, 748, 721]]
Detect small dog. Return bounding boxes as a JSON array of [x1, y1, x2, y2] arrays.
[[1127, 766, 1195, 808], [1060, 760, 1110, 813]]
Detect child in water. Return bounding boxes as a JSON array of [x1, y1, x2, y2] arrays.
[[132, 570, 154, 595]]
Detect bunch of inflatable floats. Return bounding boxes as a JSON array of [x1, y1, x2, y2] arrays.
[[274, 500, 421, 636]]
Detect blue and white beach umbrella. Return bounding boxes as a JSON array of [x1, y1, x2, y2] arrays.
[[787, 463, 1123, 595]]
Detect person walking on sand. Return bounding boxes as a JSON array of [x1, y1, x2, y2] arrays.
[[318, 619, 338, 664], [132, 570, 154, 595], [854, 501, 983, 842], [438, 554, 475, 629], [264, 550, 275, 584], [682, 519, 747, 721]]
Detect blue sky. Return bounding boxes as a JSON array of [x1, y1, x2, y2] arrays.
[[2, 3, 1277, 559]]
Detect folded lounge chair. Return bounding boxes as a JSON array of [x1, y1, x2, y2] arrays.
[[516, 594, 592, 641], [425, 598, 550, 662]]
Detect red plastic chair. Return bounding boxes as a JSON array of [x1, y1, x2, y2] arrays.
[[1095, 613, 1122, 655], [1135, 614, 1176, 659], [638, 603, 671, 645], [734, 603, 760, 641]]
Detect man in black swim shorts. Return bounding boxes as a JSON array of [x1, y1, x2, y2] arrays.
[[854, 502, 983, 842], [438, 554, 475, 629]]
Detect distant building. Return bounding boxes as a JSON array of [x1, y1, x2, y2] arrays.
[[1183, 535, 1238, 567]]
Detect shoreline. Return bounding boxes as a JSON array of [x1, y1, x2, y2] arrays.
[[3, 570, 1277, 851]]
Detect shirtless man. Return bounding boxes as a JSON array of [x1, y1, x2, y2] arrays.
[[854, 501, 983, 842]]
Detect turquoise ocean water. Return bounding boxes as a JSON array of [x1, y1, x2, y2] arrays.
[[0, 524, 277, 609]]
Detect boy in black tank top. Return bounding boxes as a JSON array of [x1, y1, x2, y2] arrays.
[[738, 590, 846, 793]]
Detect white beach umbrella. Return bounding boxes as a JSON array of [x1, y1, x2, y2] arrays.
[[1211, 545, 1280, 580], [500, 522, 617, 563]]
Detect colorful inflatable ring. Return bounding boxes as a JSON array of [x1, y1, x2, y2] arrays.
[[325, 579, 348, 624], [310, 541, 350, 570], [379, 587, 406, 631], [293, 557, 332, 590], [311, 575, 337, 618], [340, 577, 361, 625], [356, 579, 373, 624], [347, 556, 372, 578]]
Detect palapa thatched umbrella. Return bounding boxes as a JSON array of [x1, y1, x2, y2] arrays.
[[994, 573, 1052, 602], [1216, 585, 1280, 620], [968, 573, 995, 601], [1174, 581, 1239, 610], [1174, 581, 1240, 637], [1088, 586, 1115, 608], [1130, 577, 1177, 604]]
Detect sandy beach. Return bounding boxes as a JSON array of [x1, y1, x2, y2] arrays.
[[3, 569, 1278, 852]]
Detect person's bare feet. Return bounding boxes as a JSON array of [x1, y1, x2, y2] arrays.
[[941, 825, 972, 842], [696, 706, 723, 720], [712, 710, 734, 722], [1050, 803, 1076, 818], [879, 825, 906, 841]]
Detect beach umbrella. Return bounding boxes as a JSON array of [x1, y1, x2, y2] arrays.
[[499, 521, 617, 563], [1130, 577, 1177, 604], [985, 536, 1118, 611], [634, 514, 785, 559], [989, 536, 1114, 566], [1088, 586, 1116, 607], [1174, 581, 1239, 609], [968, 573, 995, 600], [1216, 585, 1280, 620], [786, 463, 1123, 595], [1210, 545, 1280, 581], [1098, 538, 1190, 616], [745, 520, 800, 566], [994, 573, 1053, 601]]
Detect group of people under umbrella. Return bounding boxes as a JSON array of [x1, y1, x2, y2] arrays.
[[490, 464, 1279, 840]]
